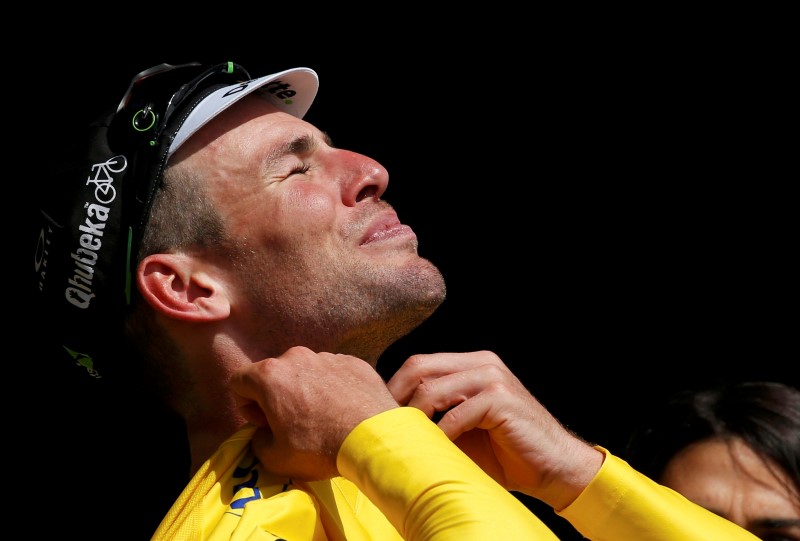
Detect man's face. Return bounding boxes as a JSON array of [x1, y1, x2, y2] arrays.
[[171, 95, 446, 361]]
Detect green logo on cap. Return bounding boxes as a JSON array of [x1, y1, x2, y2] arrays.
[[63, 345, 102, 379]]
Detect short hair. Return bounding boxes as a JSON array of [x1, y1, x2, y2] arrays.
[[124, 162, 228, 399]]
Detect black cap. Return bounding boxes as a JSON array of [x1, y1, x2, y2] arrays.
[[32, 61, 319, 380]]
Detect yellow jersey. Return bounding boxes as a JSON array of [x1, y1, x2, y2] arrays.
[[152, 407, 756, 540]]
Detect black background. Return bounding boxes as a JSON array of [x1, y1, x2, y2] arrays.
[[19, 16, 795, 539]]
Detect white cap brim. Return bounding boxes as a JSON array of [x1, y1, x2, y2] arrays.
[[168, 67, 319, 158]]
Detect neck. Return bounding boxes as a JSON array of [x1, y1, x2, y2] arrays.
[[170, 329, 396, 476], [184, 402, 246, 475], [166, 344, 249, 476]]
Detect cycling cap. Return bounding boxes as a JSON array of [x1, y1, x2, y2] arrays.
[[32, 61, 319, 381]]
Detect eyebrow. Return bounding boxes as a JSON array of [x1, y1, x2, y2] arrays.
[[282, 133, 318, 156], [270, 131, 334, 158], [754, 518, 800, 529], [704, 506, 800, 531]]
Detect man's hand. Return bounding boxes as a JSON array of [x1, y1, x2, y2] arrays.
[[386, 351, 604, 511], [230, 346, 399, 481]]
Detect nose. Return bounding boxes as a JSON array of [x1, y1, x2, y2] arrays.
[[333, 149, 389, 206]]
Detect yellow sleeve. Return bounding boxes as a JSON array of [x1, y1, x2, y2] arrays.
[[558, 446, 760, 541], [337, 407, 559, 540]]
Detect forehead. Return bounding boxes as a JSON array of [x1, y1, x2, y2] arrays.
[[661, 437, 798, 515]]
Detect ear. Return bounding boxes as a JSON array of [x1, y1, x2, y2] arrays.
[[137, 253, 231, 322]]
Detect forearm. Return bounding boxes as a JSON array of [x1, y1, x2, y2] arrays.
[[559, 447, 760, 541], [338, 407, 559, 540]]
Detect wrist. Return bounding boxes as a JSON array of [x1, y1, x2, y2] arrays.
[[533, 442, 606, 512]]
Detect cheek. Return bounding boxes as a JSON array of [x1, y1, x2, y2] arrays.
[[289, 189, 332, 213], [227, 184, 338, 248], [273, 185, 337, 239]]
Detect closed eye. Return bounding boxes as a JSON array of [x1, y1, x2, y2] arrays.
[[291, 163, 310, 175]]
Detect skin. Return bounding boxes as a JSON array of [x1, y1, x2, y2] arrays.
[[232, 347, 604, 511], [126, 88, 767, 541], [135, 94, 613, 511], [660, 437, 800, 540], [139, 96, 445, 471]]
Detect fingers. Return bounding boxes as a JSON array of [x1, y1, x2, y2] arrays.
[[386, 351, 524, 425], [236, 397, 270, 428], [387, 350, 508, 403], [386, 350, 605, 506], [228, 346, 401, 481], [433, 380, 507, 440]]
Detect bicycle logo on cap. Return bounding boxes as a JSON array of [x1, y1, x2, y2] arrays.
[[87, 155, 127, 204]]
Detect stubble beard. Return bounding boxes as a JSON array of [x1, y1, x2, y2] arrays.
[[239, 248, 446, 363]]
